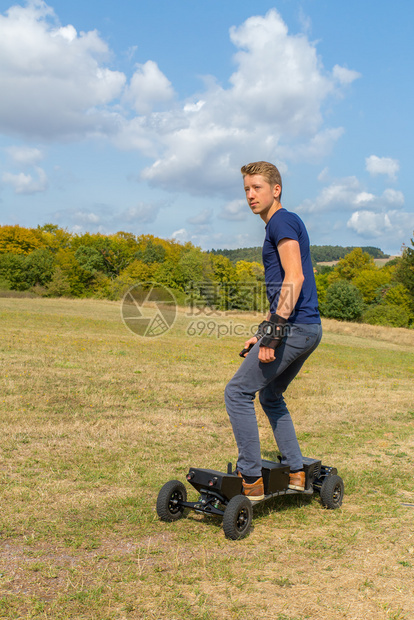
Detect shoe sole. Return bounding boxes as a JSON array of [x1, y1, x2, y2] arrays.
[[245, 494, 265, 502], [288, 484, 305, 491]]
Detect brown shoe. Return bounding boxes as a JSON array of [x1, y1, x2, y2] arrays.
[[242, 477, 265, 502], [289, 471, 305, 491]]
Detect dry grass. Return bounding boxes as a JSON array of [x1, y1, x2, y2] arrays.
[[322, 317, 414, 349], [0, 298, 413, 620], [316, 255, 399, 268]]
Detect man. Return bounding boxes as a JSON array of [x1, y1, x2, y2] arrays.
[[224, 161, 322, 501]]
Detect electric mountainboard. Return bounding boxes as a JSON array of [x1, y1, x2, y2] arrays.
[[156, 456, 344, 540]]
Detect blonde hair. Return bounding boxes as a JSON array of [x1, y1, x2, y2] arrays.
[[241, 161, 282, 199]]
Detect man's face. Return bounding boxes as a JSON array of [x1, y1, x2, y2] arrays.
[[243, 174, 281, 217]]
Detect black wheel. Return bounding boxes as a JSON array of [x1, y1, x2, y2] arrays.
[[156, 480, 187, 522], [222, 495, 253, 540], [320, 475, 344, 509]]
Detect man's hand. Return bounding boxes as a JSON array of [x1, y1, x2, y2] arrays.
[[258, 346, 277, 363], [258, 314, 288, 363], [239, 336, 258, 357]]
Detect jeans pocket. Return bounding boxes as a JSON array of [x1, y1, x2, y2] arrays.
[[292, 324, 322, 348]]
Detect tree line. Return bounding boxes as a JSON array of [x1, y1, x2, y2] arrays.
[[209, 245, 389, 265], [314, 247, 413, 328], [0, 224, 412, 328]]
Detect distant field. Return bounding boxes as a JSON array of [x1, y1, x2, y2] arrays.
[[373, 255, 400, 266], [0, 298, 413, 620], [317, 255, 400, 268]]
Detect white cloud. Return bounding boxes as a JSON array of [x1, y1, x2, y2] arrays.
[[298, 176, 361, 213], [73, 210, 101, 224], [301, 172, 409, 248], [141, 9, 358, 194], [183, 100, 205, 113], [185, 208, 213, 235], [298, 7, 312, 34], [332, 64, 362, 85], [187, 209, 213, 226], [2, 166, 48, 194], [6, 145, 44, 165], [382, 188, 404, 206], [2, 144, 47, 194], [347, 210, 414, 241], [119, 203, 161, 224], [0, 4, 361, 200], [365, 155, 399, 180], [227, 11, 333, 135], [0, 1, 126, 139], [317, 167, 329, 182], [52, 24, 77, 43], [171, 228, 188, 242], [347, 211, 392, 237], [124, 60, 174, 114], [282, 127, 344, 163], [298, 175, 405, 214], [111, 116, 160, 156], [354, 191, 375, 205], [50, 201, 164, 233], [218, 199, 248, 221], [51, 203, 114, 231]]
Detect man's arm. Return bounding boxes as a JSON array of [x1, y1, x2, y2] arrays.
[[258, 238, 304, 363], [275, 238, 304, 318]]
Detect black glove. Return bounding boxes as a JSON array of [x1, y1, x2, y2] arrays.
[[259, 314, 288, 350], [254, 321, 268, 339], [239, 321, 269, 357]]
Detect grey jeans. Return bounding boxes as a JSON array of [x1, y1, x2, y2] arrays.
[[224, 323, 322, 477]]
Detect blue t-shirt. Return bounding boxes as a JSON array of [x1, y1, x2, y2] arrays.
[[262, 208, 320, 324]]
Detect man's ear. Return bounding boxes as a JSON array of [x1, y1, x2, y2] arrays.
[[273, 184, 281, 200]]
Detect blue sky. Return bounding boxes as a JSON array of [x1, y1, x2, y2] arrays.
[[0, 0, 413, 254]]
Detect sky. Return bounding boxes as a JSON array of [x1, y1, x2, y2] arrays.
[[0, 0, 413, 255]]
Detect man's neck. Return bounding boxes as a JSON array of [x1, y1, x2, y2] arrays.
[[260, 201, 282, 224]]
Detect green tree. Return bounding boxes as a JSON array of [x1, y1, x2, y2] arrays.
[[71, 232, 132, 277], [230, 260, 266, 312], [209, 254, 237, 310], [54, 249, 92, 297], [315, 264, 335, 275], [210, 254, 235, 283], [26, 248, 55, 286], [322, 280, 365, 322], [381, 283, 412, 312], [234, 260, 261, 280], [45, 266, 72, 297], [329, 248, 375, 282], [74, 245, 108, 275], [0, 225, 44, 255], [120, 259, 158, 284], [362, 304, 410, 328], [395, 235, 414, 309], [37, 224, 72, 252], [176, 247, 212, 291], [135, 238, 166, 264], [113, 231, 138, 253], [352, 267, 392, 304], [153, 261, 182, 290], [314, 272, 331, 303], [0, 253, 28, 290], [0, 249, 55, 290]]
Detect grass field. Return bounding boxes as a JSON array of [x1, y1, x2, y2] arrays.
[[0, 297, 413, 620], [316, 255, 399, 268]]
